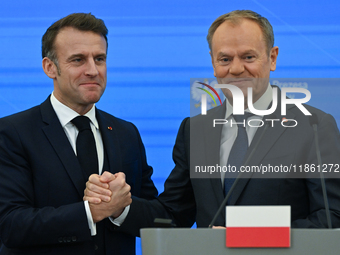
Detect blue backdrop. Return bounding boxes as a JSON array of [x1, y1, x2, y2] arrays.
[[1, 0, 339, 254]]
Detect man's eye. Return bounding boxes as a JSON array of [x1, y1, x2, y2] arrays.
[[245, 56, 254, 60], [73, 58, 82, 62], [222, 58, 230, 62]]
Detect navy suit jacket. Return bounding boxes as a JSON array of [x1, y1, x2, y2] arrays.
[[0, 97, 158, 255], [143, 88, 340, 229]]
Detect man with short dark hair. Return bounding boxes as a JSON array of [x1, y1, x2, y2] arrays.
[[0, 13, 161, 255], [85, 10, 340, 230]]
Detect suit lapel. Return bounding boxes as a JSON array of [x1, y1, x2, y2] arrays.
[[230, 88, 296, 205], [96, 110, 123, 175], [200, 102, 227, 214], [40, 97, 86, 198]]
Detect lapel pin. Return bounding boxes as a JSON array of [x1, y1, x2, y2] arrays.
[[108, 126, 112, 130]]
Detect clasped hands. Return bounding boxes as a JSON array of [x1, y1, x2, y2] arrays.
[[83, 171, 132, 223]]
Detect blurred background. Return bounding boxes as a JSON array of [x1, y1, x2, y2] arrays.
[[1, 0, 339, 253]]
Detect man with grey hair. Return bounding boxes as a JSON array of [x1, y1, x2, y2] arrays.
[[84, 10, 340, 229]]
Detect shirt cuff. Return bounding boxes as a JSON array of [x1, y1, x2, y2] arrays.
[[109, 205, 130, 226], [84, 200, 96, 236]]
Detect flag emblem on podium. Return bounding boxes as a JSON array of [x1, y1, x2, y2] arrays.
[[226, 206, 291, 247]]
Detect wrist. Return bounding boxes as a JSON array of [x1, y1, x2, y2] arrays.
[[111, 208, 124, 219]]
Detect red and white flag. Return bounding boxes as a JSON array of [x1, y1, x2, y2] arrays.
[[226, 206, 291, 247]]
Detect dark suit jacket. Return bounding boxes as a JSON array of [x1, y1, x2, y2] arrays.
[[147, 88, 340, 229], [0, 97, 158, 255]]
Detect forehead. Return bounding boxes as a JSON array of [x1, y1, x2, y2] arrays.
[[54, 27, 107, 56], [211, 19, 266, 53]]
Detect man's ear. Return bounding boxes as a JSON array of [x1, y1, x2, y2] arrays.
[[269, 46, 279, 71], [210, 51, 216, 77], [42, 57, 58, 79]]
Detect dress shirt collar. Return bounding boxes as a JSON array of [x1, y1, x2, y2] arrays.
[[225, 83, 273, 119], [50, 92, 99, 129]]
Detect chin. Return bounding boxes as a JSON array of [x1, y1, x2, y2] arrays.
[[83, 94, 102, 104]]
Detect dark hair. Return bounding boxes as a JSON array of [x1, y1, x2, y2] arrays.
[[207, 10, 274, 55], [42, 13, 108, 67]]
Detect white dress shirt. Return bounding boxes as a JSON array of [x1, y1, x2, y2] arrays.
[[219, 84, 273, 184], [50, 92, 129, 236]]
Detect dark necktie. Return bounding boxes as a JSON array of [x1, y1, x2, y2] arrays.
[[224, 113, 252, 198], [71, 116, 98, 178]]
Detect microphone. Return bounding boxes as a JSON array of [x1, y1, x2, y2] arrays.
[[309, 114, 332, 228], [208, 113, 277, 228]]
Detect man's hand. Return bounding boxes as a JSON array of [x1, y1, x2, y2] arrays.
[[83, 172, 132, 223], [84, 171, 115, 204]]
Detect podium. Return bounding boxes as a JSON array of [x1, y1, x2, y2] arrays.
[[141, 228, 340, 255]]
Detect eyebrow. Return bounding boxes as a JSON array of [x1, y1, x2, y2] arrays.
[[241, 50, 257, 55], [217, 52, 231, 58], [66, 53, 107, 62], [217, 49, 257, 58], [95, 53, 107, 59], [66, 54, 85, 62]]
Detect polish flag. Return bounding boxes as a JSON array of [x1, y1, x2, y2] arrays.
[[226, 206, 291, 247]]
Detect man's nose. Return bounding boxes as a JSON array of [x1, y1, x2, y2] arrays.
[[229, 58, 244, 76], [84, 59, 99, 77]]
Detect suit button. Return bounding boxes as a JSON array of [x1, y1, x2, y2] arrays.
[[58, 237, 63, 243], [94, 244, 98, 250], [63, 237, 67, 243], [67, 237, 72, 243], [72, 236, 77, 242]]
